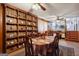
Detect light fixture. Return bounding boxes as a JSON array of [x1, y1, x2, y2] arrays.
[[32, 3, 41, 10], [30, 3, 46, 12]]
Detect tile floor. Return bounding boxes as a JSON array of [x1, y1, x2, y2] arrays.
[[59, 39, 79, 56], [9, 39, 79, 56]]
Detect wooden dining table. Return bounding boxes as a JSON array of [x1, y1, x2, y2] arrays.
[[31, 36, 55, 56]]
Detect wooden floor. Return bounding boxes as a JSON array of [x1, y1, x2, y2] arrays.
[[8, 39, 79, 56]]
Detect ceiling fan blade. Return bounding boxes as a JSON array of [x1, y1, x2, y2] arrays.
[[38, 3, 46, 11]]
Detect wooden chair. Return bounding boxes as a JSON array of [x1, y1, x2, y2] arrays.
[[24, 36, 34, 56], [53, 35, 60, 56], [46, 33, 60, 56]]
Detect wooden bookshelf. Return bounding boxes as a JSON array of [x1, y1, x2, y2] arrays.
[[26, 13, 38, 37], [0, 4, 38, 54]]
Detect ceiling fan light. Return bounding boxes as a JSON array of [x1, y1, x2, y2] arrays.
[[32, 4, 41, 10]]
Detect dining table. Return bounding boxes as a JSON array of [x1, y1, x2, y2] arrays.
[[31, 36, 55, 56]]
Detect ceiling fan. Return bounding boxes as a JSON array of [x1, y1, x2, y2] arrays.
[[37, 3, 46, 11], [57, 16, 64, 20], [30, 3, 46, 12]]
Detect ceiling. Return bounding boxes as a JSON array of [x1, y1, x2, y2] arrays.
[[9, 3, 79, 21]]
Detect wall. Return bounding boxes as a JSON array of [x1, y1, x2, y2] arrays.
[[38, 19, 48, 33]]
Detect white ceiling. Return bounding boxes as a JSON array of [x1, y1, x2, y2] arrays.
[[9, 3, 79, 21]]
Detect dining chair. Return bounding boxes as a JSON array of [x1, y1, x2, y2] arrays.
[[24, 36, 34, 56], [46, 33, 60, 56], [53, 35, 60, 56], [46, 40, 57, 56]]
